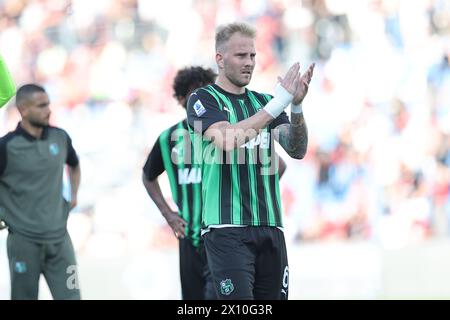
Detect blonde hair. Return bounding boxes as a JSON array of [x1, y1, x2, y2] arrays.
[[215, 22, 256, 52]]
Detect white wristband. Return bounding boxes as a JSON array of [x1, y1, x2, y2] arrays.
[[263, 83, 293, 119], [291, 103, 303, 114]]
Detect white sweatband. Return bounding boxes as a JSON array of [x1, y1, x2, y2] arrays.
[[291, 103, 303, 114], [263, 83, 293, 119]]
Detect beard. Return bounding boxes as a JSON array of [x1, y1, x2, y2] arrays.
[[224, 66, 253, 88], [29, 118, 48, 128], [228, 73, 251, 88]]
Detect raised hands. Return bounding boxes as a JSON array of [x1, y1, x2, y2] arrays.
[[263, 62, 315, 119], [292, 63, 315, 105], [277, 62, 301, 95]]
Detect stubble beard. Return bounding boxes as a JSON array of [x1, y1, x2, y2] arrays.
[[29, 118, 48, 128]]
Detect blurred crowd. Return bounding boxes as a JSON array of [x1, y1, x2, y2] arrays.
[[0, 0, 449, 252]]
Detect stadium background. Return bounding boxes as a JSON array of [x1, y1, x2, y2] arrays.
[[0, 0, 450, 299]]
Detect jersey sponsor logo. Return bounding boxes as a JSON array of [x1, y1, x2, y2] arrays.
[[193, 100, 206, 117], [14, 261, 27, 274], [240, 132, 270, 149], [178, 167, 201, 185], [49, 143, 59, 156], [220, 279, 234, 296]]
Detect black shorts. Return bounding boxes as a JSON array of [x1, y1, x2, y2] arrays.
[[179, 238, 216, 300], [204, 226, 289, 300]]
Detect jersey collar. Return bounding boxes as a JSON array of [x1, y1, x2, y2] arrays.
[[212, 84, 249, 100], [15, 123, 49, 141]]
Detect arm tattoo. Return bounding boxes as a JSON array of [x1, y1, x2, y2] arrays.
[[276, 112, 308, 159]]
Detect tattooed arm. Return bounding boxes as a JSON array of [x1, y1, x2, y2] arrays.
[[275, 114, 308, 159], [275, 63, 314, 159]]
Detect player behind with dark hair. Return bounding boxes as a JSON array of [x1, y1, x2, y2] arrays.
[[142, 66, 217, 300]]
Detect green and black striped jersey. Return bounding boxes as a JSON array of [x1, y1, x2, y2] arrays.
[[187, 84, 290, 228], [143, 120, 202, 248]]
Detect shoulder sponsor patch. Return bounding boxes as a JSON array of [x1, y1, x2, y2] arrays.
[[193, 100, 206, 117]]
